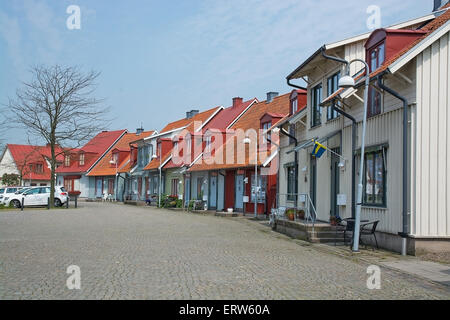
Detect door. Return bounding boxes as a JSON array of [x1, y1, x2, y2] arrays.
[[23, 187, 40, 206], [217, 174, 225, 211], [310, 155, 317, 210], [138, 177, 142, 200], [96, 178, 103, 198], [209, 175, 217, 209], [108, 179, 115, 195], [235, 175, 244, 211], [184, 178, 191, 206], [330, 148, 341, 218], [37, 187, 51, 205]]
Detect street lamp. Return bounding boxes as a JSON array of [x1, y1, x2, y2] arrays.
[[338, 59, 370, 253], [152, 149, 162, 208], [109, 158, 118, 201], [243, 137, 258, 219]]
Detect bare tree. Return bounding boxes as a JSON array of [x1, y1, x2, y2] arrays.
[[6, 65, 110, 207]]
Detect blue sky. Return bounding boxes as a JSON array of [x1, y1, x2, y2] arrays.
[[0, 0, 432, 144]]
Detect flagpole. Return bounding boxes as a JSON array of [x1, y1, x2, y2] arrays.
[[312, 139, 346, 161]]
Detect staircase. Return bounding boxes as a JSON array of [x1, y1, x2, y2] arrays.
[[274, 219, 348, 244]]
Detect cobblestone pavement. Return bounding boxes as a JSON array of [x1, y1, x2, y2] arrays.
[[0, 202, 449, 300]]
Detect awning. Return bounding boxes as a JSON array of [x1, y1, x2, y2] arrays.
[[287, 130, 342, 154]]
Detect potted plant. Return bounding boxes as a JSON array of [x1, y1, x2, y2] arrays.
[[330, 216, 338, 226], [297, 209, 305, 220], [286, 209, 295, 221]]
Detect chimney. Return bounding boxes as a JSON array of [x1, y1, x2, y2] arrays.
[[186, 110, 199, 119], [434, 0, 449, 11], [232, 97, 243, 108], [136, 127, 144, 135], [266, 92, 279, 103]]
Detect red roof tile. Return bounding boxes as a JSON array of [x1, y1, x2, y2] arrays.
[[5, 144, 65, 181], [56, 130, 127, 174], [87, 131, 154, 177]]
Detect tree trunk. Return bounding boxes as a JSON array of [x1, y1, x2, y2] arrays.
[[50, 143, 56, 208]]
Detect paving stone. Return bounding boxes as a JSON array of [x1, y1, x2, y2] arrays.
[[0, 202, 449, 300]]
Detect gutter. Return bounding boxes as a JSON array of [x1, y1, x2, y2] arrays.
[[377, 75, 409, 256]]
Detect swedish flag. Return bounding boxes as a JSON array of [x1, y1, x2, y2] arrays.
[[312, 140, 327, 158]]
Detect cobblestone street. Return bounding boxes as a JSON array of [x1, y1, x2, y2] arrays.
[[0, 202, 449, 300]]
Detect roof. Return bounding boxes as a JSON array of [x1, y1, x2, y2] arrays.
[[87, 131, 154, 177], [188, 93, 291, 172], [159, 106, 222, 134], [287, 9, 444, 80], [321, 7, 450, 105], [203, 98, 258, 131], [56, 130, 127, 174], [4, 144, 64, 181]]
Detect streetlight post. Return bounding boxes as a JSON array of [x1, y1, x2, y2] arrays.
[[338, 59, 370, 253], [244, 137, 258, 219], [110, 158, 118, 201]]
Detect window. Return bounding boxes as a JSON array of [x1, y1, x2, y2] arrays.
[[171, 179, 179, 196], [363, 149, 386, 207], [367, 42, 385, 118], [287, 166, 296, 201], [64, 155, 70, 167], [251, 174, 266, 203], [197, 177, 204, 200], [111, 152, 119, 166], [369, 43, 385, 72], [36, 163, 43, 173], [311, 84, 322, 127], [79, 153, 85, 166], [262, 122, 271, 143], [205, 136, 212, 153], [291, 99, 298, 115], [327, 72, 340, 120], [152, 176, 158, 194]]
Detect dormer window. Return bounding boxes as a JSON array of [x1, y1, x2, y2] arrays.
[[204, 136, 212, 153], [64, 155, 70, 167], [367, 42, 385, 117], [262, 122, 271, 143], [111, 152, 118, 166], [327, 72, 341, 120], [369, 42, 385, 72], [36, 163, 43, 174], [79, 153, 85, 166], [290, 91, 298, 115]]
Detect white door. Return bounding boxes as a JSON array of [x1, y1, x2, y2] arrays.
[[23, 188, 40, 206], [37, 187, 51, 205]]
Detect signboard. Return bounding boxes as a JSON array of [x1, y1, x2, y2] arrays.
[[337, 194, 347, 206]]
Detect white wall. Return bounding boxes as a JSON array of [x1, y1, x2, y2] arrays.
[[411, 31, 450, 238]]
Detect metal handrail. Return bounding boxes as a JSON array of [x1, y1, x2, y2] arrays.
[[273, 193, 317, 233]]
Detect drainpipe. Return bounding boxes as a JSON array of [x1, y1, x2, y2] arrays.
[[320, 49, 356, 219], [280, 128, 298, 210], [377, 75, 409, 256], [331, 105, 357, 219], [267, 134, 280, 211]]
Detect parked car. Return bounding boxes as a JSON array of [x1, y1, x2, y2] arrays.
[[0, 186, 25, 205], [4, 186, 68, 208]]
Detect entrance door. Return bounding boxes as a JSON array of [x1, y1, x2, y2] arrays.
[[209, 175, 217, 209], [330, 148, 341, 218], [184, 178, 191, 206], [235, 175, 244, 211], [310, 155, 317, 209], [96, 178, 103, 198]]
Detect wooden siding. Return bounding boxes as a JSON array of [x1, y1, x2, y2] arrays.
[[412, 31, 450, 237]]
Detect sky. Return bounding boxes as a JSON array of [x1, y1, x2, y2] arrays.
[[0, 0, 433, 145]]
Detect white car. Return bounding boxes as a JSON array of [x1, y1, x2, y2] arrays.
[[5, 186, 69, 208], [0, 186, 25, 205]]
